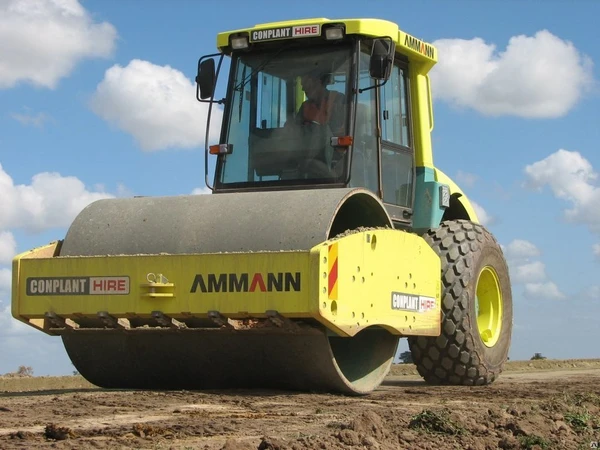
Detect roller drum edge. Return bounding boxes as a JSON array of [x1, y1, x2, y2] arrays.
[[60, 188, 391, 256]]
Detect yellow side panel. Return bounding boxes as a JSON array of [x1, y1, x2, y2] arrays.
[[412, 74, 434, 169], [313, 229, 441, 337], [13, 231, 441, 339], [14, 251, 313, 319]]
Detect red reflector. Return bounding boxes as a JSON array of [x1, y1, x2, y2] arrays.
[[331, 136, 353, 147], [209, 144, 233, 155]]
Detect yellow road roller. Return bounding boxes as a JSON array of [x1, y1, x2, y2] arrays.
[[12, 18, 512, 394]]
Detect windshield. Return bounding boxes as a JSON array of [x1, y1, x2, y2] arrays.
[[216, 43, 353, 187]]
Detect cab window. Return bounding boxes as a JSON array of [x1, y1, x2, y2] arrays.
[[217, 44, 353, 188], [380, 63, 413, 210]]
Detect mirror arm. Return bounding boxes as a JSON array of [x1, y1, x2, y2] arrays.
[[198, 97, 227, 105], [204, 53, 226, 192], [358, 78, 389, 94]]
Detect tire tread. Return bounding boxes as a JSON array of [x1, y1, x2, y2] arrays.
[[408, 220, 510, 385]]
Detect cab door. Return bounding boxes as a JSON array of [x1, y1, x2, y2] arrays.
[[379, 60, 414, 225]]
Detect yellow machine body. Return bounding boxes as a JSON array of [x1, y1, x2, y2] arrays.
[[13, 230, 440, 338]]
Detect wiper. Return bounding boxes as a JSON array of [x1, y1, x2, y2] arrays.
[[233, 44, 289, 92], [238, 64, 246, 122]]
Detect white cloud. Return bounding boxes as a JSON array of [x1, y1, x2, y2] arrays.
[[504, 239, 565, 298], [455, 170, 478, 188], [10, 111, 52, 128], [90, 59, 222, 151], [431, 31, 593, 118], [0, 305, 34, 337], [504, 239, 541, 261], [115, 183, 136, 198], [0, 268, 10, 294], [0, 231, 16, 264], [525, 150, 600, 235], [0, 0, 117, 89], [511, 261, 546, 284], [0, 271, 26, 336], [524, 282, 566, 301], [191, 187, 211, 195], [0, 163, 114, 232], [471, 200, 493, 226], [594, 244, 600, 261]]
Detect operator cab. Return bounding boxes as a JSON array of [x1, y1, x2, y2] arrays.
[[197, 21, 416, 225]]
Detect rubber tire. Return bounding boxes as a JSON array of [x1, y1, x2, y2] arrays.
[[408, 220, 512, 386]]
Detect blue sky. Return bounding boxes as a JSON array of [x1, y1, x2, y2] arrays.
[[0, 0, 598, 376]]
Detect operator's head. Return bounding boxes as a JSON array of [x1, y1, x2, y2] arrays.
[[301, 72, 327, 101]]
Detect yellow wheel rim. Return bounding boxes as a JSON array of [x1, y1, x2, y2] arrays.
[[476, 266, 503, 348]]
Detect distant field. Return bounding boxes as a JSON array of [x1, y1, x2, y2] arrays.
[[389, 358, 600, 376]]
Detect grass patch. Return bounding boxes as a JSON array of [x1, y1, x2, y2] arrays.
[[571, 392, 600, 407], [518, 434, 550, 449], [409, 409, 466, 436], [564, 410, 592, 432], [541, 391, 600, 413]]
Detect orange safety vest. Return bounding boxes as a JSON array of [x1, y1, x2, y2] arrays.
[[301, 91, 341, 126]]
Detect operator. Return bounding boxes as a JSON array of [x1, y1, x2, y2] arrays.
[[296, 72, 346, 135]]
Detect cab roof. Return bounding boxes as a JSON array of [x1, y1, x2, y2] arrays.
[[216, 18, 437, 70]]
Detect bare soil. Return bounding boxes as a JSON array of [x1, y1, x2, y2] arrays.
[[0, 359, 599, 450]]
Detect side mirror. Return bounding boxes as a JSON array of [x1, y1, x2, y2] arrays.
[[369, 38, 395, 81], [196, 58, 216, 100]]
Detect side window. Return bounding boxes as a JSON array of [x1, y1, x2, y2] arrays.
[[382, 150, 413, 207], [381, 66, 410, 146], [380, 65, 414, 208], [222, 60, 252, 183], [380, 63, 413, 209], [351, 47, 378, 193]]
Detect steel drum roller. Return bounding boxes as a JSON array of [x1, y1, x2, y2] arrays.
[[61, 188, 399, 394]]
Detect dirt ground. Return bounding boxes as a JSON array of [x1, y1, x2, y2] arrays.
[[1, 359, 599, 450]]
